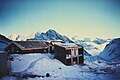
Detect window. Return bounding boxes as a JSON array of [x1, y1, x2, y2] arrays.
[[66, 50, 71, 59], [76, 49, 78, 55], [66, 54, 71, 59], [52, 46, 54, 50], [79, 54, 83, 56], [74, 49, 76, 56], [66, 55, 69, 57], [71, 49, 78, 57], [71, 49, 74, 56], [66, 50, 71, 55], [44, 50, 47, 52]]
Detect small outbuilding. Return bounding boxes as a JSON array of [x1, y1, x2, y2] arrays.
[[5, 41, 49, 54], [54, 43, 84, 66], [0, 52, 11, 78]]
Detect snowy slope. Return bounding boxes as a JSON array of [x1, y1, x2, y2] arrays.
[[2, 53, 120, 80], [0, 43, 7, 51], [83, 50, 92, 56], [0, 34, 12, 51], [99, 38, 120, 61], [28, 29, 73, 43]]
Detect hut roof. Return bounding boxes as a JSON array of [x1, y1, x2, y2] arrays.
[[9, 41, 48, 50]]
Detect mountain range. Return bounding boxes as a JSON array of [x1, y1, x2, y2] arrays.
[[9, 29, 73, 43], [1, 29, 120, 61], [0, 30, 91, 56], [8, 33, 35, 41], [27, 29, 73, 43]]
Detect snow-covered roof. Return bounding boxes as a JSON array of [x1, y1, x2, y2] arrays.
[[44, 40, 64, 43], [6, 41, 48, 50], [55, 43, 82, 49]]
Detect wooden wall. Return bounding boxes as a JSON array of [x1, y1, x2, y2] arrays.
[[78, 48, 84, 63], [54, 45, 84, 66], [5, 43, 21, 53], [54, 45, 66, 64]]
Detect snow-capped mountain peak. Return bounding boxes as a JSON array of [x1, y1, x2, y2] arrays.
[[35, 32, 42, 38], [8, 34, 18, 41], [8, 29, 73, 43], [28, 29, 73, 43], [8, 32, 35, 41]]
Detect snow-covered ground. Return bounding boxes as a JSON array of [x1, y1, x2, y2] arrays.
[[2, 53, 120, 80]]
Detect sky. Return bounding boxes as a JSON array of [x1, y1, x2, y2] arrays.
[[0, 0, 120, 39]]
